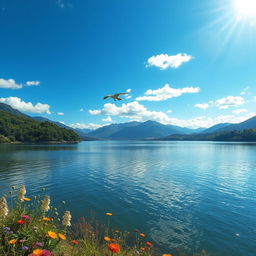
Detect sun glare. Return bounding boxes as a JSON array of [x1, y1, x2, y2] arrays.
[[235, 0, 256, 17]]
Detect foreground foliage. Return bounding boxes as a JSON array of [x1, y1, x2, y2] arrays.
[[0, 185, 208, 256]]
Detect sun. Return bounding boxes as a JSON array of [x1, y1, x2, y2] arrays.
[[234, 0, 256, 17]]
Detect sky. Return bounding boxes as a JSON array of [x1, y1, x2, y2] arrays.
[[0, 0, 256, 129]]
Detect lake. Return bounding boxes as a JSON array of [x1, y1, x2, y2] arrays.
[[0, 141, 255, 256]]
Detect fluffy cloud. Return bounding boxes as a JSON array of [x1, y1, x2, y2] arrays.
[[214, 96, 245, 109], [88, 101, 256, 129], [232, 108, 248, 114], [57, 112, 64, 115], [136, 84, 200, 101], [254, 96, 256, 102], [0, 78, 22, 89], [26, 81, 40, 86], [194, 103, 209, 110], [69, 123, 105, 130], [0, 97, 51, 114], [146, 53, 192, 70], [102, 116, 112, 122]]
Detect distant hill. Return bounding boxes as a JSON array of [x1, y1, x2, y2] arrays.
[[159, 128, 256, 142], [0, 103, 29, 118], [213, 116, 256, 133], [87, 120, 200, 140], [201, 123, 231, 134]]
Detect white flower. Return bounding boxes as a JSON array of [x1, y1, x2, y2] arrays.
[[41, 196, 50, 213], [18, 185, 26, 202], [0, 196, 9, 218], [62, 211, 71, 227]]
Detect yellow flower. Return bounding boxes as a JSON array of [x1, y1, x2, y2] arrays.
[[47, 231, 57, 239], [58, 233, 66, 240], [8, 239, 17, 244], [106, 212, 112, 216], [162, 254, 173, 256], [42, 217, 51, 221], [33, 249, 43, 255], [104, 236, 111, 242], [24, 197, 31, 201]]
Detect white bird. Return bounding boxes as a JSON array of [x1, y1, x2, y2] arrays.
[[103, 92, 129, 101]]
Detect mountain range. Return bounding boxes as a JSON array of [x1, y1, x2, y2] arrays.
[[1, 102, 256, 141]]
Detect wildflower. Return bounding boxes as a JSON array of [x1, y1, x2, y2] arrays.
[[11, 186, 16, 190], [62, 210, 71, 227], [35, 242, 44, 247], [0, 196, 9, 218], [106, 212, 112, 216], [58, 233, 66, 240], [3, 227, 10, 231], [107, 243, 120, 253], [139, 233, 145, 237], [22, 246, 29, 251], [8, 239, 17, 244], [62, 200, 66, 204], [24, 197, 31, 201], [162, 254, 173, 256], [72, 240, 79, 245], [41, 196, 50, 213], [104, 236, 111, 242], [20, 239, 27, 243], [18, 185, 26, 202], [22, 215, 31, 220], [17, 219, 25, 224], [31, 249, 43, 255], [134, 229, 139, 233], [32, 226, 39, 231], [42, 217, 51, 221], [146, 241, 152, 247], [47, 231, 57, 239], [140, 248, 145, 251], [111, 239, 116, 242]]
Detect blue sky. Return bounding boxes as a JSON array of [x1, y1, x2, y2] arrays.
[[0, 0, 256, 129]]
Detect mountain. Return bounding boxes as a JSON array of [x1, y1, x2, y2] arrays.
[[87, 121, 140, 138], [213, 116, 256, 133], [33, 116, 71, 129], [87, 120, 200, 140], [0, 103, 29, 118], [201, 123, 231, 134]]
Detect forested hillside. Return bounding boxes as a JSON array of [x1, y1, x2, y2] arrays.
[[0, 110, 80, 143]]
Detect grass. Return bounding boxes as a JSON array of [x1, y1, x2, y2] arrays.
[[0, 185, 208, 256]]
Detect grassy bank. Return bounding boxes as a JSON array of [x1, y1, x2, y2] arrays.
[[0, 185, 208, 256]]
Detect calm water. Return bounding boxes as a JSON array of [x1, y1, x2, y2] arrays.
[[0, 141, 256, 255]]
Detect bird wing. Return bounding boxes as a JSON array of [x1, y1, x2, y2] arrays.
[[103, 95, 110, 99], [114, 92, 128, 97]]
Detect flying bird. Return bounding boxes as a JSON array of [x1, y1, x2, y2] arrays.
[[103, 92, 129, 101]]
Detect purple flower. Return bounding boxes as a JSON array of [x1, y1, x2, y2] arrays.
[[3, 227, 10, 231], [42, 250, 52, 256], [5, 231, 13, 235], [35, 242, 44, 247], [22, 246, 29, 251]]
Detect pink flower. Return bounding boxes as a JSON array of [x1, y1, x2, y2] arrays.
[[21, 215, 31, 220]]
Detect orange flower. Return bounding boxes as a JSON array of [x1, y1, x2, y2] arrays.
[[58, 233, 66, 240], [162, 254, 173, 256], [140, 248, 145, 251], [106, 212, 112, 216], [104, 236, 111, 242], [72, 240, 79, 245], [139, 233, 145, 237], [42, 217, 51, 221], [8, 239, 17, 244], [17, 219, 25, 224], [107, 243, 120, 253], [146, 241, 152, 247], [47, 231, 57, 239], [32, 249, 43, 255], [24, 197, 31, 201]]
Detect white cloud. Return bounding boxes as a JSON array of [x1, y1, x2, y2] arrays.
[[89, 109, 101, 115], [80, 108, 84, 112], [0, 78, 22, 89], [167, 110, 173, 113], [126, 89, 131, 93], [136, 84, 200, 102], [69, 123, 105, 130], [254, 96, 256, 102], [232, 108, 248, 114], [214, 96, 245, 109], [0, 97, 51, 114], [146, 53, 193, 70], [26, 81, 40, 86], [194, 103, 209, 110], [57, 112, 64, 115], [88, 101, 256, 129], [59, 121, 65, 124], [240, 87, 249, 95], [102, 116, 112, 122]]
